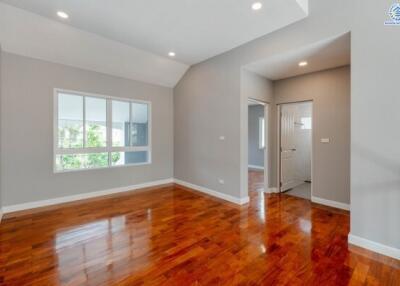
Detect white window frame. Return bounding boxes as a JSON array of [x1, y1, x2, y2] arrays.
[[54, 88, 152, 173], [300, 116, 312, 130], [259, 117, 265, 149]]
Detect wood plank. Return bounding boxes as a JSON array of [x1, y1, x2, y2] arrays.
[[0, 173, 398, 285]]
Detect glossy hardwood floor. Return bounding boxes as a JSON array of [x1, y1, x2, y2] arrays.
[[1, 180, 399, 285], [248, 169, 265, 193]]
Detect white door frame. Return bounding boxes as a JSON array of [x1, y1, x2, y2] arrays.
[[277, 100, 313, 198], [248, 98, 269, 193]]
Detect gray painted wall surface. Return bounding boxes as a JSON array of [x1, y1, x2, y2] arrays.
[[1, 52, 174, 206], [274, 66, 350, 204], [248, 105, 264, 168], [174, 55, 242, 197], [0, 45, 2, 209], [175, 0, 353, 200], [241, 70, 276, 188], [174, 0, 400, 249], [351, 0, 400, 249]]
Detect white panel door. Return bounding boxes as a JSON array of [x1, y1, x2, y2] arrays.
[[280, 102, 312, 192], [280, 104, 298, 191]]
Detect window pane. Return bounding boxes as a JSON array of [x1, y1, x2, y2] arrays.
[[86, 153, 109, 169], [56, 154, 85, 171], [86, 97, 107, 147], [58, 94, 83, 148], [131, 103, 148, 146], [56, 153, 109, 171], [111, 151, 148, 166], [112, 100, 130, 147], [301, 117, 312, 130]]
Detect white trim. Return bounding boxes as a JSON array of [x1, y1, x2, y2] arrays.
[[248, 98, 266, 106], [311, 196, 350, 211], [259, 117, 265, 149], [245, 98, 270, 198], [54, 88, 152, 173], [248, 165, 264, 170], [174, 179, 249, 205], [278, 101, 313, 195], [348, 234, 400, 260], [0, 208, 3, 223], [2, 178, 173, 214], [1, 178, 250, 215], [265, 187, 278, 193]]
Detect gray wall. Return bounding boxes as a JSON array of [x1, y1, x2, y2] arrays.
[[174, 0, 400, 250], [274, 66, 350, 204], [351, 1, 400, 249], [248, 105, 264, 168], [1, 52, 174, 206], [241, 69, 276, 188], [175, 0, 353, 200], [174, 56, 242, 197], [0, 45, 2, 211]]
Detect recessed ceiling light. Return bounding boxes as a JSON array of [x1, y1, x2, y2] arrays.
[[57, 11, 69, 19], [252, 2, 263, 10], [168, 52, 176, 57], [299, 61, 308, 67]]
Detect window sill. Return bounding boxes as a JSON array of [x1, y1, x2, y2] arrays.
[[53, 161, 152, 174]]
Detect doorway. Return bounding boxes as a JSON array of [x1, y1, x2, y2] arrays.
[[279, 101, 312, 200], [248, 98, 268, 193]]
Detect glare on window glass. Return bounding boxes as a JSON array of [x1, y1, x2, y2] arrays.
[[301, 117, 312, 130], [85, 97, 107, 147], [111, 151, 148, 166], [259, 117, 265, 149], [58, 94, 83, 148], [131, 103, 148, 146], [112, 100, 130, 147]]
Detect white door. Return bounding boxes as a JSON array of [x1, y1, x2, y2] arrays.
[[280, 102, 312, 192], [280, 104, 298, 191]]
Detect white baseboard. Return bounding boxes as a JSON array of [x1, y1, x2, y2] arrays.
[[265, 187, 278, 193], [0, 208, 3, 223], [348, 234, 400, 260], [311, 196, 350, 211], [248, 165, 264, 171], [2, 178, 174, 214], [174, 179, 249, 205]]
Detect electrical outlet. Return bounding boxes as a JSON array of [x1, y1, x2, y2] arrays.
[[219, 136, 225, 141], [218, 179, 225, 185]]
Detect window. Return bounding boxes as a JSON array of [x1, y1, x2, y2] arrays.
[[55, 89, 151, 172], [301, 117, 312, 130], [259, 117, 265, 149]]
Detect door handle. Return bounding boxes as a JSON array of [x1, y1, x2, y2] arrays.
[[291, 148, 297, 151]]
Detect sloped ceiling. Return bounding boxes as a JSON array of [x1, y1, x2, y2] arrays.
[[0, 1, 308, 87]]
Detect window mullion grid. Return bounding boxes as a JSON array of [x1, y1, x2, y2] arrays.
[[107, 99, 112, 167], [129, 102, 132, 147], [83, 96, 86, 149], [110, 146, 149, 153], [55, 90, 151, 172], [56, 147, 108, 155], [82, 96, 87, 168]]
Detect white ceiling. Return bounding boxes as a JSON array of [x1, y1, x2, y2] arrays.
[[0, 3, 188, 88], [244, 33, 350, 81], [0, 0, 308, 65]]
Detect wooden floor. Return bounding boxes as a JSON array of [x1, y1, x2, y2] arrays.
[[248, 169, 265, 193], [1, 182, 399, 285]]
